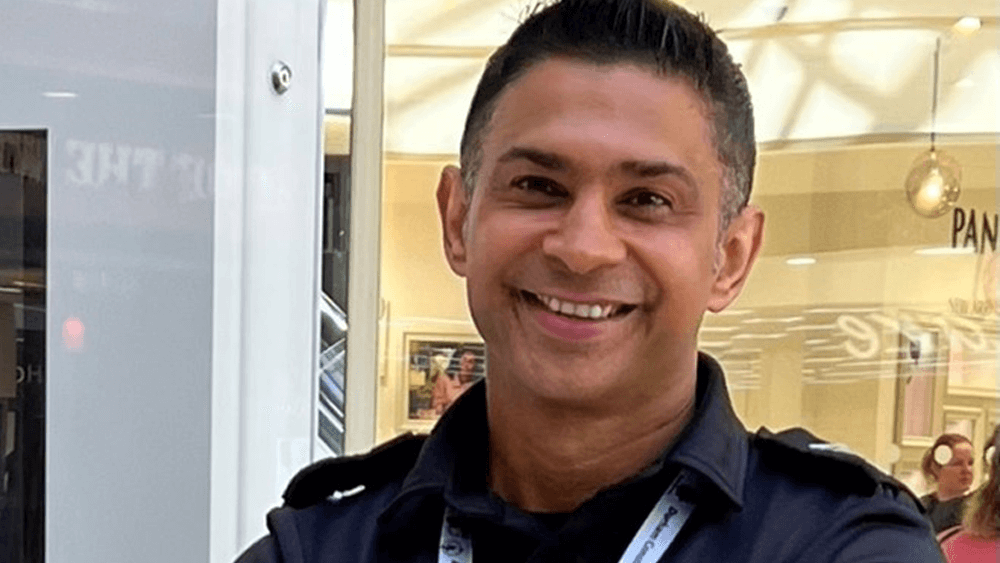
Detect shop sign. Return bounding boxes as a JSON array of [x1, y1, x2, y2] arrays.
[[15, 364, 43, 385], [948, 248, 998, 317], [64, 138, 210, 203], [952, 207, 998, 254], [837, 310, 994, 361]]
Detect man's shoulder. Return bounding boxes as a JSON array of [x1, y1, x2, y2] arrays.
[[235, 433, 428, 563], [281, 432, 427, 510], [730, 427, 942, 562], [746, 426, 932, 533], [750, 426, 919, 504]]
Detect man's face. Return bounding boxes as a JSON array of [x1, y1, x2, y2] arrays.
[[437, 58, 762, 405], [459, 352, 477, 381]]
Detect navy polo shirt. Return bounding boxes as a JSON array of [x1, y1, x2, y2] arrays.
[[237, 353, 944, 562]]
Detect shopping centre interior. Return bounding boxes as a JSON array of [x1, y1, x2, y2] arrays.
[[372, 141, 997, 495], [0, 0, 997, 559], [335, 0, 1000, 496]]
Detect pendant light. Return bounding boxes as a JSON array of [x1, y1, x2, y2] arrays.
[[905, 37, 962, 218]]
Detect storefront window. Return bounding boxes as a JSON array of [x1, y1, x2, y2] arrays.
[[374, 1, 998, 500], [702, 140, 998, 494], [0, 130, 46, 563]]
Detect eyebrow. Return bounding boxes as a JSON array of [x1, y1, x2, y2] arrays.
[[496, 147, 568, 171], [619, 160, 695, 186], [496, 146, 697, 188]]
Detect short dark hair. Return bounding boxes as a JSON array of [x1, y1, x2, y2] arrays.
[[447, 345, 482, 377], [459, 0, 756, 227]]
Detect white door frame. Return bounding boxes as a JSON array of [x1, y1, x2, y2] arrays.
[[212, 0, 328, 557], [212, 0, 384, 558]]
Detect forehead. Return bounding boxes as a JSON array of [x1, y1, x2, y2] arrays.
[[478, 57, 722, 188], [941, 442, 974, 461]]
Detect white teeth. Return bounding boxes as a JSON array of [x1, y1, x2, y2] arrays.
[[532, 292, 620, 320], [548, 297, 561, 312]]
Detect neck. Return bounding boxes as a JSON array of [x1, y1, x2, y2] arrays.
[[937, 488, 965, 501], [486, 367, 697, 513]]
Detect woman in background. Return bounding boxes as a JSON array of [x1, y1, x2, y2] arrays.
[[921, 433, 976, 533], [940, 426, 1000, 562]]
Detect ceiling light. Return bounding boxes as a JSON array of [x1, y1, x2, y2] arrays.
[[742, 316, 804, 324], [915, 246, 974, 256], [905, 149, 962, 217], [700, 326, 738, 333], [716, 308, 751, 316], [733, 333, 788, 340], [786, 257, 816, 266], [906, 38, 961, 218], [42, 91, 77, 99], [953, 16, 982, 36]]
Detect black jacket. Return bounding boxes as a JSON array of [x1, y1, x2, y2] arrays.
[[237, 354, 944, 562]]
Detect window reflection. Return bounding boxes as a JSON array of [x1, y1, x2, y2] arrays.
[[0, 130, 46, 563]]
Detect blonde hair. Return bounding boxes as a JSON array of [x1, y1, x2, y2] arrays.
[[963, 426, 1000, 538]]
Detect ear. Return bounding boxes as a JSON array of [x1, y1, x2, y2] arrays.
[[436, 165, 471, 277], [707, 205, 765, 313]]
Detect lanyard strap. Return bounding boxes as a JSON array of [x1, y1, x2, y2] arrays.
[[438, 468, 695, 563]]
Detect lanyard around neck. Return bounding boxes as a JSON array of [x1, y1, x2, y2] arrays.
[[438, 468, 695, 563]]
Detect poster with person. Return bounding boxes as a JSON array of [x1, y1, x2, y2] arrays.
[[406, 337, 485, 421]]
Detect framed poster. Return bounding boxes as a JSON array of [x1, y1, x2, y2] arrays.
[[942, 406, 982, 442], [894, 329, 945, 444], [403, 333, 485, 424]]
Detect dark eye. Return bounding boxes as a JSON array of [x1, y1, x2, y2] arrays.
[[512, 176, 564, 197], [621, 190, 671, 209]]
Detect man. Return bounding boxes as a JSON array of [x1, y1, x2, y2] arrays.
[[432, 347, 479, 414], [238, 1, 942, 561], [453, 348, 477, 386]]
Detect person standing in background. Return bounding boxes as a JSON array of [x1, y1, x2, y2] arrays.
[[921, 433, 976, 533], [940, 426, 1000, 561]]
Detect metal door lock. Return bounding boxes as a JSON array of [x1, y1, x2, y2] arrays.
[[271, 62, 292, 94]]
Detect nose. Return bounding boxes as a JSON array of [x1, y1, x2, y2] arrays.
[[542, 189, 626, 274]]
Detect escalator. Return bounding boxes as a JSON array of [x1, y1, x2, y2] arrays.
[[318, 292, 347, 456]]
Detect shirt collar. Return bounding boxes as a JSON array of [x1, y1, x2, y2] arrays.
[[381, 352, 748, 527], [377, 382, 491, 530], [664, 352, 748, 508]]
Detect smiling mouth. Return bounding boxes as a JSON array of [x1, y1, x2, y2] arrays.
[[518, 290, 638, 320]]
